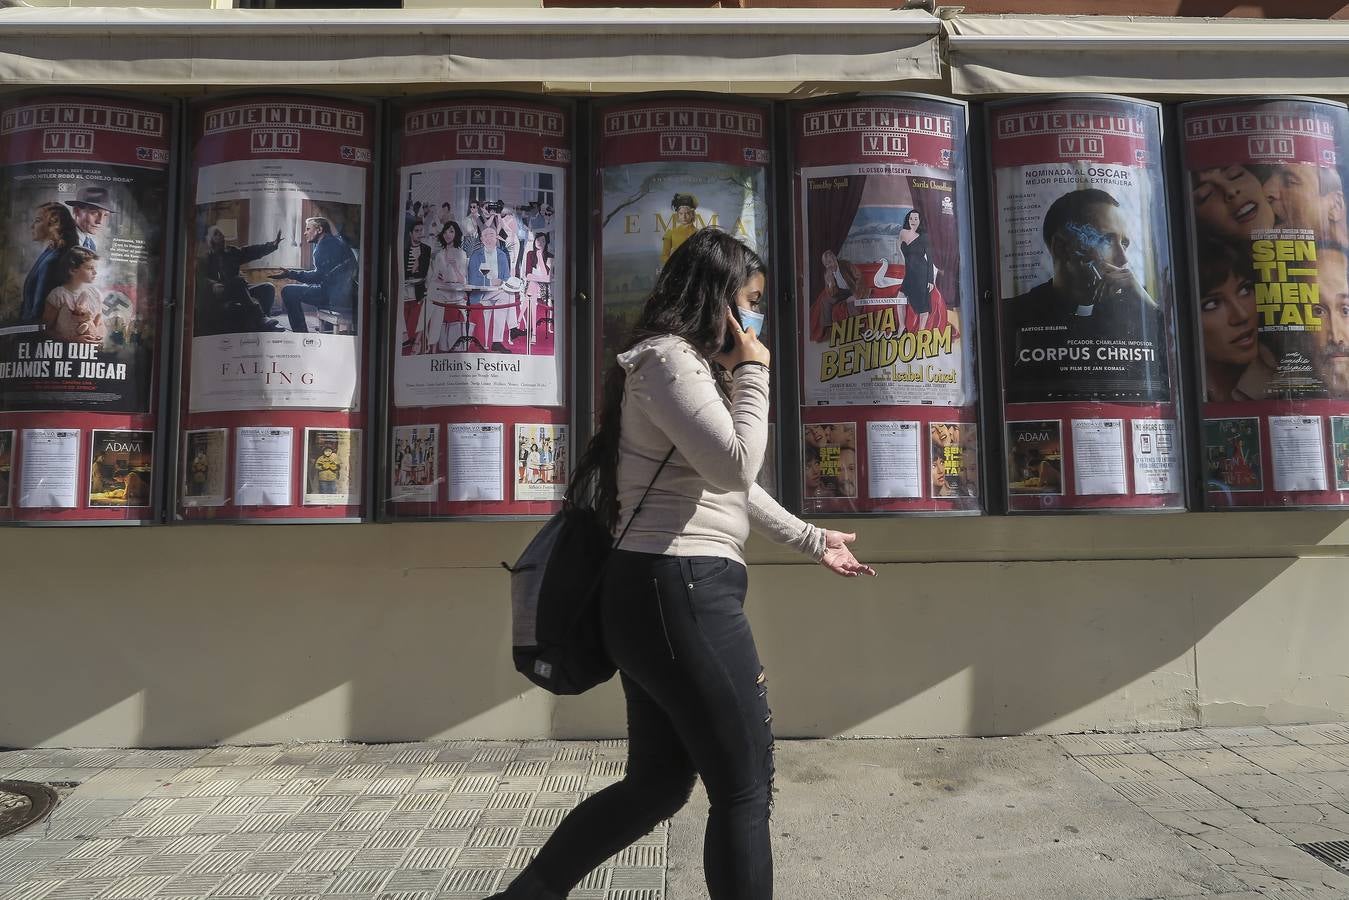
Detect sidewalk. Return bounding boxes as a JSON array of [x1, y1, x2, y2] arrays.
[[3, 726, 1349, 900]]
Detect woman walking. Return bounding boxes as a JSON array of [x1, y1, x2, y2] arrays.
[[490, 229, 875, 900]]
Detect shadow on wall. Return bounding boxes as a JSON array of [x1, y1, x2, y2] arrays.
[[1, 512, 1347, 747]]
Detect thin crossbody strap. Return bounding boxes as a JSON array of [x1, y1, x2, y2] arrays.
[[613, 446, 676, 550]]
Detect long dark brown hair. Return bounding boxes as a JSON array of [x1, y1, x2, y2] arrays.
[[568, 228, 766, 530]]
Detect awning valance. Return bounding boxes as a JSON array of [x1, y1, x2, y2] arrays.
[[0, 7, 942, 94], [946, 15, 1349, 97]]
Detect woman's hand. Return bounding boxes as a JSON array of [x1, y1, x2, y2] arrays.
[[713, 307, 771, 370], [820, 530, 877, 578]]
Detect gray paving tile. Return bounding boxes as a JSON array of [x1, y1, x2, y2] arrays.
[[1193, 774, 1324, 807], [437, 867, 500, 893], [1270, 723, 1349, 746], [1157, 748, 1267, 778], [238, 851, 303, 873], [1200, 726, 1296, 748], [210, 834, 272, 853], [323, 868, 391, 894], [1281, 770, 1349, 804], [210, 871, 282, 897], [26, 879, 100, 900], [267, 872, 335, 895], [1111, 778, 1234, 811], [1073, 753, 1183, 783], [1237, 744, 1346, 775], [98, 874, 175, 899]]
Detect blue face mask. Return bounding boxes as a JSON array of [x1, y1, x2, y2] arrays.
[[738, 307, 766, 336]]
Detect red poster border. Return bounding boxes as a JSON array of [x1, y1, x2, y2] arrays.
[[0, 92, 174, 526], [384, 94, 574, 520], [1180, 95, 1349, 511], [176, 93, 376, 523], [987, 94, 1186, 515], [792, 93, 982, 516]]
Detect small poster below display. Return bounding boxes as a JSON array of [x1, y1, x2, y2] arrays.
[[989, 96, 1183, 513], [1332, 416, 1349, 489], [19, 427, 80, 508], [1182, 96, 1349, 509], [182, 428, 227, 508], [803, 422, 859, 502], [234, 426, 293, 507], [1203, 417, 1263, 495], [303, 427, 360, 506], [1006, 420, 1063, 498], [792, 96, 981, 516], [450, 422, 504, 503], [1131, 419, 1182, 496], [514, 423, 567, 502], [0, 429, 12, 506], [88, 429, 153, 507], [391, 424, 438, 503]]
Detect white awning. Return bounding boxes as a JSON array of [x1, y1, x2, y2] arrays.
[[0, 7, 942, 94], [946, 14, 1349, 97]]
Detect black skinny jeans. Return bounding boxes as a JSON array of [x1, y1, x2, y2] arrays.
[[523, 549, 775, 899]]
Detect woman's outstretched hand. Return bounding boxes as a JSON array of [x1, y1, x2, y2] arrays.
[[820, 530, 877, 578]]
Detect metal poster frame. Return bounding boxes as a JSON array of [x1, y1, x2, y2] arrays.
[[381, 91, 577, 522], [1179, 94, 1349, 511], [984, 93, 1189, 515], [171, 89, 380, 525], [0, 90, 180, 527], [785, 91, 985, 518], [589, 90, 781, 498]]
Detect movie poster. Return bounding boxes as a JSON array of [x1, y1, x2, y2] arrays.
[[930, 421, 979, 499], [513, 422, 568, 501], [182, 428, 226, 507], [990, 98, 1174, 404], [1182, 98, 1349, 404], [1203, 417, 1263, 493], [1332, 416, 1349, 489], [803, 422, 858, 500], [598, 99, 771, 367], [394, 101, 568, 408], [391, 423, 438, 503], [1006, 419, 1063, 496], [303, 426, 359, 506], [0, 97, 170, 413], [795, 101, 972, 407], [87, 429, 153, 507], [0, 429, 12, 506], [185, 98, 372, 412]]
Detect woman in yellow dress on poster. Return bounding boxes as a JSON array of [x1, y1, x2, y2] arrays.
[[660, 192, 699, 266]]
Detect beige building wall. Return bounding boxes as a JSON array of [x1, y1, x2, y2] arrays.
[[2, 512, 1346, 748]]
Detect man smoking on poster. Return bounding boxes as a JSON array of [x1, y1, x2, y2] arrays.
[[1002, 187, 1165, 400], [270, 217, 358, 334]]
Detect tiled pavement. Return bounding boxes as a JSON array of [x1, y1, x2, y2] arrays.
[[0, 740, 663, 900], [2, 726, 1349, 899], [1057, 723, 1349, 897]]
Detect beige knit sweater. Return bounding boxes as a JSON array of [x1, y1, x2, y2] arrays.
[[612, 333, 826, 564]]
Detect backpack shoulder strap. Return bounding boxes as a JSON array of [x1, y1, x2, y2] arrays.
[[613, 446, 675, 550]]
